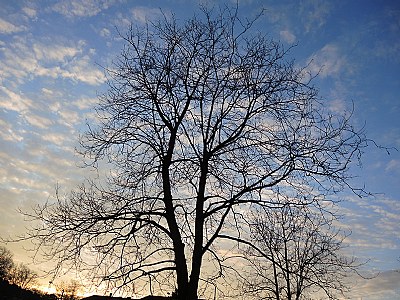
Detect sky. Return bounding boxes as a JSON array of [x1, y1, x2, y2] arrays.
[[0, 0, 399, 299]]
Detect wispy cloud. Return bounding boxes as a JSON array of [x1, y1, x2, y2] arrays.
[[299, 0, 332, 33], [307, 44, 349, 78], [0, 37, 105, 86], [131, 7, 165, 24], [33, 42, 82, 61], [52, 0, 115, 18], [279, 30, 296, 44], [0, 86, 55, 130], [385, 159, 400, 173], [348, 270, 400, 299], [22, 7, 37, 19], [369, 8, 400, 63], [0, 119, 24, 142], [340, 196, 400, 254], [72, 97, 99, 110], [99, 27, 111, 37], [41, 88, 55, 96], [0, 131, 84, 191], [0, 87, 34, 112], [0, 17, 26, 34], [327, 98, 346, 113], [42, 133, 70, 147], [24, 113, 53, 129], [64, 54, 106, 85], [58, 108, 80, 128]]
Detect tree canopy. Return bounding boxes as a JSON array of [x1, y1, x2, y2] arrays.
[[24, 7, 367, 300]]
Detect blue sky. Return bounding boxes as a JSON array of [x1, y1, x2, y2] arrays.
[[0, 0, 399, 298]]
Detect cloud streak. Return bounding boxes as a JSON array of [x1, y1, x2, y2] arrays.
[[348, 270, 400, 300], [0, 33, 105, 85], [279, 30, 296, 44], [340, 196, 400, 258], [300, 0, 332, 33], [0, 17, 26, 34], [307, 44, 349, 78], [131, 7, 164, 24], [52, 0, 115, 17]]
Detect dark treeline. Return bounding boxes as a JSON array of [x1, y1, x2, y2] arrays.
[[0, 245, 55, 300], [0, 278, 56, 300]]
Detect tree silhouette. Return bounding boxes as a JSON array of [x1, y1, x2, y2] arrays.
[[242, 202, 360, 299], [0, 246, 38, 290], [0, 246, 14, 281], [23, 6, 367, 299], [55, 279, 82, 300], [8, 262, 38, 289]]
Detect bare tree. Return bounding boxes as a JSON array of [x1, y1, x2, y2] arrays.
[[23, 6, 367, 300], [242, 202, 360, 299], [8, 262, 38, 289], [56, 279, 82, 300], [0, 246, 38, 289], [0, 246, 14, 281]]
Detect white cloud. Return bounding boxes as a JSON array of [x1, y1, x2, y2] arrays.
[[0, 87, 52, 130], [58, 108, 80, 127], [131, 7, 164, 24], [0, 155, 51, 192], [340, 196, 400, 253], [115, 12, 131, 28], [328, 98, 346, 113], [0, 18, 26, 34], [100, 28, 111, 37], [0, 133, 82, 195], [42, 133, 69, 146], [52, 0, 114, 17], [300, 0, 332, 33], [72, 97, 99, 110], [349, 270, 400, 299], [307, 44, 348, 78], [22, 7, 37, 19], [41, 88, 54, 95], [64, 55, 106, 85], [385, 159, 400, 172], [48, 101, 61, 113], [0, 87, 34, 113], [33, 43, 82, 61], [0, 119, 24, 142], [0, 38, 105, 86], [279, 30, 296, 44], [24, 113, 53, 129]]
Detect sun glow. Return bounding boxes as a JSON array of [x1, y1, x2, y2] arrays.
[[34, 284, 56, 295]]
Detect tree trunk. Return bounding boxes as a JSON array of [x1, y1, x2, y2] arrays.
[[162, 132, 191, 299]]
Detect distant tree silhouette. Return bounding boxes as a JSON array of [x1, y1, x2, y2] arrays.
[[242, 202, 361, 299], [22, 5, 368, 300], [0, 246, 51, 299], [55, 279, 82, 300], [0, 246, 38, 289], [8, 262, 38, 289], [0, 246, 13, 281]]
